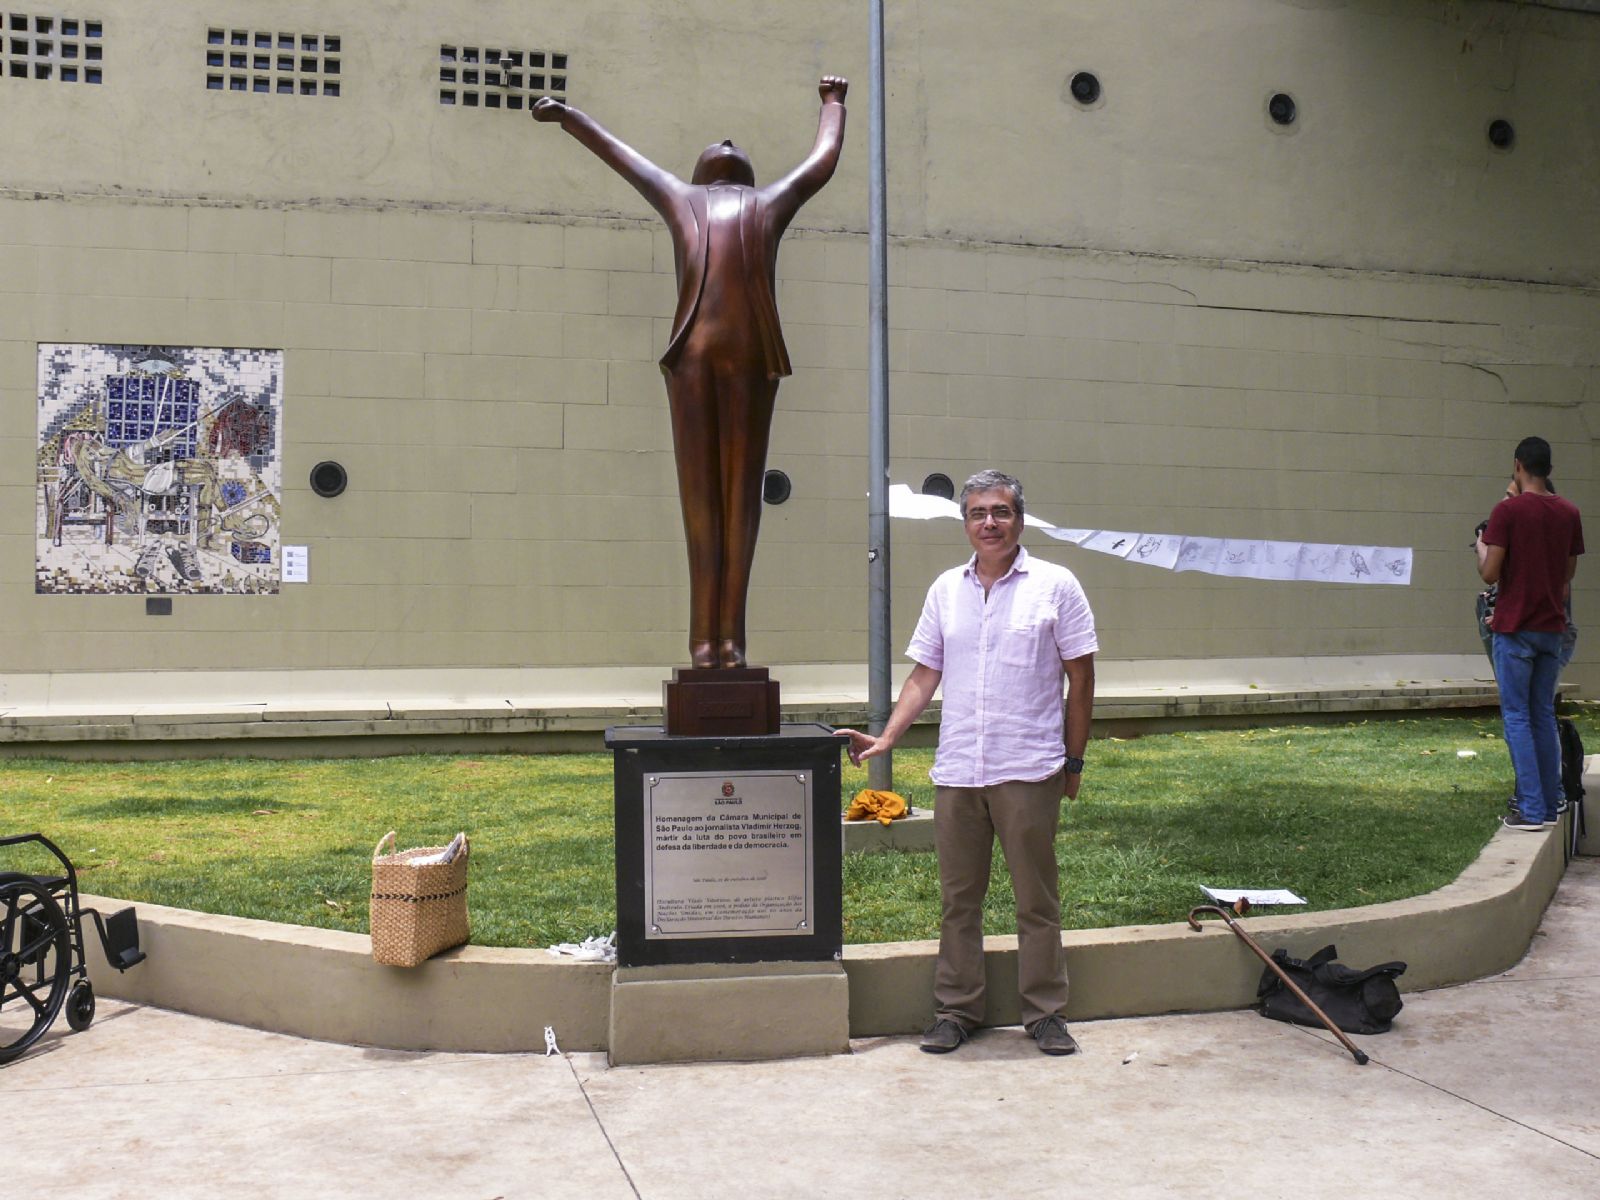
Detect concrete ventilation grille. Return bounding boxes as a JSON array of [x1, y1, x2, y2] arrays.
[[3, 11, 103, 83], [439, 44, 567, 110], [206, 27, 341, 96]]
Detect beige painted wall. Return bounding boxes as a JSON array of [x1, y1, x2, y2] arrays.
[[2, 0, 1598, 684]]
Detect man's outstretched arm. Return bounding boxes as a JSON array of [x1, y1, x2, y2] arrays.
[[761, 76, 848, 232], [533, 98, 686, 220], [838, 661, 940, 766]]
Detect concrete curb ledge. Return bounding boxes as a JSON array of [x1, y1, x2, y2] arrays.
[[83, 905, 615, 1053], [844, 821, 1571, 1036], [0, 654, 1521, 757], [83, 818, 1574, 1053], [1, 685, 1508, 754]]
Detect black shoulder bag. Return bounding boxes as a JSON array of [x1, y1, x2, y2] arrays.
[[1257, 944, 1407, 1035]]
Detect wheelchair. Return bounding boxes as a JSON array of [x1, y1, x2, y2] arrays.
[[1, 833, 147, 1065]]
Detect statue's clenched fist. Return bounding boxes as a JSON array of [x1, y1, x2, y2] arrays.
[[531, 96, 567, 122]]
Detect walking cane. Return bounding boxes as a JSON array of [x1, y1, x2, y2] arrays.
[[1187, 902, 1369, 1066]]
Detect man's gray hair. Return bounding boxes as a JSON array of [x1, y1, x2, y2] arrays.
[[959, 469, 1024, 517]]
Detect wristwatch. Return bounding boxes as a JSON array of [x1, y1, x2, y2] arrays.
[[1063, 755, 1085, 775]]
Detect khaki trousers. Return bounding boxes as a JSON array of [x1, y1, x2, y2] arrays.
[[933, 772, 1067, 1031]]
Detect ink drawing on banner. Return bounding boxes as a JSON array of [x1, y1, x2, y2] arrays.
[[1081, 530, 1141, 558], [1128, 533, 1181, 570]]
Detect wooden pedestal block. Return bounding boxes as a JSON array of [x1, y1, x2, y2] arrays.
[[662, 666, 781, 737]]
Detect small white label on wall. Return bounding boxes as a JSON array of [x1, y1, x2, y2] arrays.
[[282, 545, 309, 583]]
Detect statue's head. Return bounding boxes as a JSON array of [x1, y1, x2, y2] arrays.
[[691, 140, 755, 186]]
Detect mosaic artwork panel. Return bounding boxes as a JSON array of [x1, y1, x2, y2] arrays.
[[36, 344, 285, 596]]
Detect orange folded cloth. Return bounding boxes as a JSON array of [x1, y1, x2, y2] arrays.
[[845, 788, 908, 826]]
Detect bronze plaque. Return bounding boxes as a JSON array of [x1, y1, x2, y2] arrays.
[[643, 769, 813, 939]]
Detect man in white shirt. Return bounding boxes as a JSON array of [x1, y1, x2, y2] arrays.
[[841, 470, 1097, 1055]]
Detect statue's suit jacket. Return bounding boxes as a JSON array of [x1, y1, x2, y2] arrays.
[[659, 187, 791, 381], [556, 102, 846, 385]]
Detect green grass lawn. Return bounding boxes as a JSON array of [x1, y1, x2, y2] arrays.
[[1, 711, 1587, 947]]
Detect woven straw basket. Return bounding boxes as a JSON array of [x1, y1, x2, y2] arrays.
[[369, 831, 470, 967]]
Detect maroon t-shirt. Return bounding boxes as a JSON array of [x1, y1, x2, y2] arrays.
[[1483, 491, 1584, 633]]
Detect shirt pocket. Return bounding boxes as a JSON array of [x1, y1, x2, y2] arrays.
[[997, 605, 1052, 669]]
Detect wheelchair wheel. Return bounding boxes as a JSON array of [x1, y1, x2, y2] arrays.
[[66, 980, 96, 1032], [0, 873, 71, 1064]]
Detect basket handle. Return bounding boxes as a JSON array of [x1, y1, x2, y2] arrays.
[[373, 831, 397, 861]]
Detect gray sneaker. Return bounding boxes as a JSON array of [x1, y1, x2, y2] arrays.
[[134, 544, 162, 580], [919, 1018, 969, 1054], [167, 544, 202, 583], [1031, 1014, 1080, 1056]]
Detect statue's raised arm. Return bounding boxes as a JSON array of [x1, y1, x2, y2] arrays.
[[759, 76, 848, 236], [532, 97, 689, 223]]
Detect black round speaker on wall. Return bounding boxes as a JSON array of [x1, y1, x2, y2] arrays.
[[1268, 92, 1297, 127], [762, 469, 792, 505], [310, 460, 348, 498], [1488, 118, 1515, 150], [922, 472, 956, 500], [1069, 71, 1101, 106]]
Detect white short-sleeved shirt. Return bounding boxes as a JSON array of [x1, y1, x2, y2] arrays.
[[906, 545, 1098, 787]]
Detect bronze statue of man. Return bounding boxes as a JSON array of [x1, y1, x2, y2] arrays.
[[534, 77, 848, 669]]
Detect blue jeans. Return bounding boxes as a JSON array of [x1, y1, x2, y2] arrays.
[[1492, 630, 1564, 822]]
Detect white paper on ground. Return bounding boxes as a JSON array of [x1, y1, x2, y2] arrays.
[[547, 931, 618, 962], [1200, 886, 1307, 906]]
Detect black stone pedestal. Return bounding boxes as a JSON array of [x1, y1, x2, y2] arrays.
[[605, 723, 843, 968]]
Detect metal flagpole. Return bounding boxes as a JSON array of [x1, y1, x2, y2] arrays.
[[866, 0, 892, 790]]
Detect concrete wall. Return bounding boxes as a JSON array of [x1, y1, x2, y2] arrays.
[[3, 1, 1599, 684]]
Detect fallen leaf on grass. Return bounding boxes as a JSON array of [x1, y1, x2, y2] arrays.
[[323, 899, 344, 911]]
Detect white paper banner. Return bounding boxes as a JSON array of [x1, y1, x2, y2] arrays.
[[886, 485, 1412, 585]]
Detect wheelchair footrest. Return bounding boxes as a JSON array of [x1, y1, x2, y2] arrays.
[[100, 907, 146, 971]]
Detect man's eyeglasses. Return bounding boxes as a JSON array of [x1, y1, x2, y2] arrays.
[[963, 506, 1016, 523]]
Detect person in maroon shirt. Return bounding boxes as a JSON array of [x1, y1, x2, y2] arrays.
[[1477, 436, 1584, 828]]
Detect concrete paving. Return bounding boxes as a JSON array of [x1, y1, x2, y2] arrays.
[[9, 858, 1598, 1199]]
